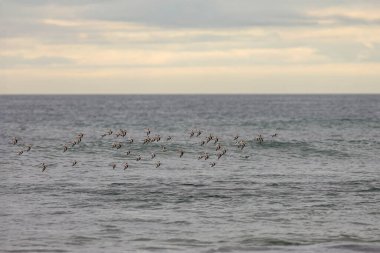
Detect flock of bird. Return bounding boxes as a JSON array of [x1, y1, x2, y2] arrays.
[[10, 128, 278, 172]]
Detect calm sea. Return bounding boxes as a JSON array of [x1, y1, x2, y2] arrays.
[[0, 95, 379, 252]]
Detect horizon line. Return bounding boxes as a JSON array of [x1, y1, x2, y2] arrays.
[[0, 93, 379, 96]]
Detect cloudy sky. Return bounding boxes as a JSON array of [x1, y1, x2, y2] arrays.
[[1, 0, 380, 94]]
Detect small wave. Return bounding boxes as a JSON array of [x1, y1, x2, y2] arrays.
[[166, 238, 210, 246], [108, 182, 129, 187], [65, 235, 98, 246], [163, 220, 192, 225], [139, 246, 180, 251], [180, 183, 206, 187], [133, 237, 152, 242], [251, 238, 302, 246], [48, 210, 73, 215], [5, 250, 68, 253], [358, 187, 380, 192], [328, 243, 380, 253]]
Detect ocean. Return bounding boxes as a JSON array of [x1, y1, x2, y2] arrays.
[[0, 95, 379, 252]]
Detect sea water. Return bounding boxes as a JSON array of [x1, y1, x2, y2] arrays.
[[0, 95, 379, 252]]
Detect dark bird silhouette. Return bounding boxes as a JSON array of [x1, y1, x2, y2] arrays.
[[40, 163, 47, 172], [11, 137, 18, 145]]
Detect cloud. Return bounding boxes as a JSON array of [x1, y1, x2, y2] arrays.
[[0, 55, 73, 67], [307, 7, 380, 24], [1, 0, 318, 29], [1, 0, 380, 93], [4, 0, 380, 29], [2, 63, 380, 94], [80, 0, 317, 28]]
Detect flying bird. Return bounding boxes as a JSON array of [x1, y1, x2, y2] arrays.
[[39, 163, 47, 172]]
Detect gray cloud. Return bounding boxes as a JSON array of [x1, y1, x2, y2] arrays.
[[3, 0, 380, 29], [82, 0, 314, 28], [0, 55, 74, 68]]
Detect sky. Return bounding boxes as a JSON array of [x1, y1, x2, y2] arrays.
[[1, 0, 380, 94]]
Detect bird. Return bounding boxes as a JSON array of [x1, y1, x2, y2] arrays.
[[11, 137, 18, 145], [102, 129, 113, 137], [256, 134, 264, 144], [115, 129, 127, 138], [237, 140, 246, 150], [112, 142, 122, 149], [143, 137, 151, 144], [154, 135, 161, 142], [40, 163, 47, 172], [71, 140, 77, 147], [25, 144, 32, 152], [13, 126, 285, 176]]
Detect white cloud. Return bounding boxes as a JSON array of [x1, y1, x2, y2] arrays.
[[1, 0, 380, 93], [307, 7, 380, 22]]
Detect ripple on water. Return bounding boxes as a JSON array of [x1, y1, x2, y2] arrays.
[[1, 95, 380, 253]]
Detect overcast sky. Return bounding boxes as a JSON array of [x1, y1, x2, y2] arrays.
[[1, 0, 380, 94]]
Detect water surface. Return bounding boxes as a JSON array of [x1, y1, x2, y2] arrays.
[[0, 95, 379, 252]]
